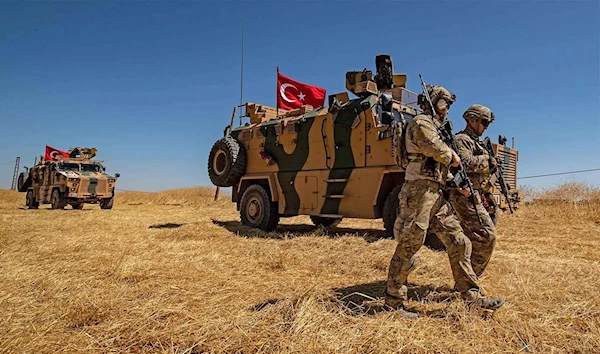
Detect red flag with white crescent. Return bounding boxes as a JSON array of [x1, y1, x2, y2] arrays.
[[277, 71, 326, 111], [45, 145, 69, 161]]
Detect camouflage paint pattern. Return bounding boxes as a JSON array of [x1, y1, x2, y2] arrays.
[[231, 89, 418, 219]]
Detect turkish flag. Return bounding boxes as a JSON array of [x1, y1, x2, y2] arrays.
[[277, 71, 326, 111], [45, 145, 69, 161]]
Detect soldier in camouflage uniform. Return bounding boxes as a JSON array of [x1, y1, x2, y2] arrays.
[[450, 104, 498, 278], [385, 86, 504, 318]]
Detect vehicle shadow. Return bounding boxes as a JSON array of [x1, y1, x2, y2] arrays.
[[250, 280, 458, 318], [211, 219, 387, 242], [149, 223, 185, 229], [18, 207, 93, 211]]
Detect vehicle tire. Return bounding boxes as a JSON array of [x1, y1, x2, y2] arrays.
[[240, 184, 279, 231], [72, 203, 84, 210], [51, 189, 66, 210], [310, 215, 342, 228], [423, 232, 446, 252], [100, 197, 114, 210], [208, 136, 246, 188], [26, 190, 39, 209], [383, 184, 403, 239]]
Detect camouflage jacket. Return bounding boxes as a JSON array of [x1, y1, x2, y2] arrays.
[[405, 114, 453, 185], [455, 129, 494, 193]]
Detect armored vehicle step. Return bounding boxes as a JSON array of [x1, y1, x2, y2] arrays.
[[317, 214, 344, 218], [324, 179, 349, 183], [324, 194, 345, 199]]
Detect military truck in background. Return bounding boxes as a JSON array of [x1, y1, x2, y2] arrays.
[[491, 137, 520, 212], [207, 54, 520, 243], [18, 147, 119, 210]]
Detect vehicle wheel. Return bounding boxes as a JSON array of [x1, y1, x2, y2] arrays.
[[240, 184, 279, 231], [310, 216, 342, 228], [383, 184, 403, 239], [26, 190, 39, 209], [207, 136, 247, 187], [51, 189, 66, 210], [424, 232, 446, 252], [72, 203, 84, 210], [100, 197, 114, 210]]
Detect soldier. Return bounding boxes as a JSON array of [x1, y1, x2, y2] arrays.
[[450, 104, 498, 278], [385, 85, 504, 318]]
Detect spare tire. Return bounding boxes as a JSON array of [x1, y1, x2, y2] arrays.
[[18, 172, 30, 192], [208, 136, 246, 187]]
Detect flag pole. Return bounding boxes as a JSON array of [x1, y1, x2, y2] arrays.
[[276, 66, 279, 118], [239, 13, 244, 126]]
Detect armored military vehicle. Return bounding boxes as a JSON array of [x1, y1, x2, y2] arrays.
[[207, 54, 519, 242], [18, 147, 119, 210]]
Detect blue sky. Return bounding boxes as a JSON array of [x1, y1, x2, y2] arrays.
[[1, 1, 598, 192]]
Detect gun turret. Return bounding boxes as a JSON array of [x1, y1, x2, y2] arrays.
[[68, 147, 97, 159], [345, 54, 408, 99]]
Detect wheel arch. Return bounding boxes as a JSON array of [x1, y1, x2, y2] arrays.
[[233, 174, 279, 210]]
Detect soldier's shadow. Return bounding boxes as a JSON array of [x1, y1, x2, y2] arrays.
[[211, 219, 387, 243], [251, 280, 458, 318], [332, 281, 457, 316]]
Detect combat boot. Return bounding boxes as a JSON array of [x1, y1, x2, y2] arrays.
[[469, 296, 505, 311], [384, 291, 419, 319], [462, 289, 504, 311]]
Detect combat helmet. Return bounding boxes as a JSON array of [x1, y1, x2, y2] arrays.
[[463, 104, 495, 122], [419, 85, 456, 111]]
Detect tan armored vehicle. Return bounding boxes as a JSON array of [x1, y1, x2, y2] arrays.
[[18, 147, 119, 210], [208, 55, 519, 242]]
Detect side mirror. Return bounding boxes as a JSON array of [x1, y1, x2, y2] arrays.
[[115, 173, 120, 178]]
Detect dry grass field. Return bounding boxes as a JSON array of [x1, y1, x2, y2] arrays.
[[1, 184, 599, 353]]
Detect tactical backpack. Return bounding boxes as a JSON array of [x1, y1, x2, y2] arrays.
[[391, 118, 409, 169]]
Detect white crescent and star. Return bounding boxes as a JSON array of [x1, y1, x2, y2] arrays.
[[280, 83, 306, 103], [50, 151, 59, 159]]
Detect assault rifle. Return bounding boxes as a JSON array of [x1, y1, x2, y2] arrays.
[[483, 137, 514, 213], [418, 74, 483, 225]]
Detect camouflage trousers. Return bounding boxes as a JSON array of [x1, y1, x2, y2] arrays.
[[386, 180, 480, 302], [449, 189, 497, 277]]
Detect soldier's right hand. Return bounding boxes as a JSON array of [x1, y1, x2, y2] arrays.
[[450, 150, 461, 168], [488, 155, 498, 169]]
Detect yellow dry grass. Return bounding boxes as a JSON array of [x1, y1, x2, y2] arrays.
[[1, 184, 599, 353]]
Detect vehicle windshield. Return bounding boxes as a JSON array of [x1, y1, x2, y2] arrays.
[[81, 164, 101, 172], [58, 163, 80, 171]]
